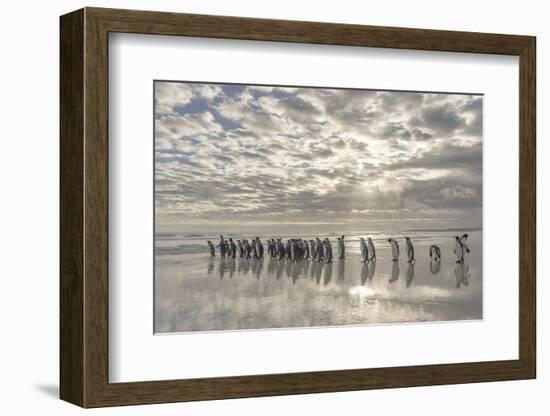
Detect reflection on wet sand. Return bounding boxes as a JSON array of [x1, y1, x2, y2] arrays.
[[430, 259, 441, 275], [156, 240, 482, 332], [405, 262, 415, 287], [389, 261, 399, 283], [229, 259, 236, 279], [455, 262, 471, 288], [323, 263, 333, 285], [367, 261, 376, 282], [337, 260, 345, 281], [209, 255, 433, 289]]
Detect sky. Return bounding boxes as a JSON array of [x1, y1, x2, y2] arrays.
[[154, 81, 482, 232]]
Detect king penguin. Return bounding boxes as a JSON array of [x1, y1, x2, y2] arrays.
[[388, 238, 399, 262]]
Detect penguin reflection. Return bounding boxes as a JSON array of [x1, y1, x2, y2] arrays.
[[430, 259, 441, 275], [337, 259, 345, 281], [237, 258, 244, 273], [267, 257, 276, 275], [405, 262, 415, 287], [218, 258, 226, 280], [315, 262, 323, 284], [207, 257, 215, 274], [323, 263, 333, 285], [389, 261, 400, 283], [310, 260, 317, 280], [255, 258, 263, 280], [291, 262, 301, 284], [367, 260, 376, 281], [228, 258, 236, 279], [303, 259, 310, 276], [454, 262, 471, 288], [361, 262, 369, 285], [285, 260, 292, 278], [243, 258, 251, 275], [275, 259, 284, 280]]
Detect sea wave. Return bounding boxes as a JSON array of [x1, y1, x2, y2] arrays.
[[156, 243, 206, 256]]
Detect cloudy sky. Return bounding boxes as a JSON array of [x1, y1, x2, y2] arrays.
[[154, 81, 482, 231]]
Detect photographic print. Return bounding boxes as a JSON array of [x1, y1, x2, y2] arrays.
[[154, 81, 482, 334]]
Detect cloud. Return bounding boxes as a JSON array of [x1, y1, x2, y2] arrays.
[[154, 82, 483, 229]]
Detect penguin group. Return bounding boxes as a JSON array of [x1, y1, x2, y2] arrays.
[[386, 237, 416, 263], [207, 235, 346, 264], [359, 237, 376, 263], [206, 233, 473, 265]]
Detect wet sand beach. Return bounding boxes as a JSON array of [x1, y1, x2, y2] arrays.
[[155, 231, 482, 333]]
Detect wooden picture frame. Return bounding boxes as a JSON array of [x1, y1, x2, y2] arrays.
[[60, 7, 536, 408]]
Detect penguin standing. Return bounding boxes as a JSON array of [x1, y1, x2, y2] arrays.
[[360, 238, 368, 263], [429, 245, 441, 261], [304, 239, 310, 259], [256, 237, 264, 258], [316, 238, 324, 262], [310, 240, 316, 260], [460, 234, 471, 255], [229, 238, 236, 259], [207, 240, 215, 257], [336, 237, 342, 259], [453, 236, 465, 263], [388, 238, 399, 261], [367, 237, 376, 261], [323, 238, 333, 264], [237, 240, 244, 257], [245, 239, 252, 259], [298, 239, 305, 260], [338, 235, 345, 259], [290, 239, 297, 262], [251, 238, 259, 259], [217, 235, 226, 258], [277, 238, 285, 260], [404, 237, 415, 263], [285, 239, 292, 261]]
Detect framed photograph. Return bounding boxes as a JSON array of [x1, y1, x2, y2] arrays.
[[60, 7, 536, 407]]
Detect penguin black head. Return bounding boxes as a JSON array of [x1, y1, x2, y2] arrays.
[[455, 236, 460, 240], [388, 238, 392, 242], [405, 237, 410, 240], [462, 233, 469, 239]]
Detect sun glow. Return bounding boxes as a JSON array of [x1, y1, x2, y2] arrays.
[[348, 285, 376, 299]]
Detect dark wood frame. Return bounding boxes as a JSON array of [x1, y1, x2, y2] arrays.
[[60, 7, 536, 408]]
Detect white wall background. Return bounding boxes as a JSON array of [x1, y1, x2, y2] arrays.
[[0, 0, 545, 414]]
